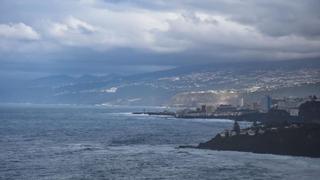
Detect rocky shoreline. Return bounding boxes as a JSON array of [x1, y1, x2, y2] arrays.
[[195, 123, 320, 157]]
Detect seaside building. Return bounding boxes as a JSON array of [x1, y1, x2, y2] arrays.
[[240, 97, 244, 107], [261, 95, 272, 112], [201, 105, 206, 113], [242, 101, 259, 111], [215, 104, 238, 116], [205, 105, 215, 114], [273, 96, 310, 116]]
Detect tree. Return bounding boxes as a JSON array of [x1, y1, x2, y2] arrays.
[[233, 121, 240, 134]]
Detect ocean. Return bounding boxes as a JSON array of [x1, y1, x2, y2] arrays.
[[0, 104, 319, 180]]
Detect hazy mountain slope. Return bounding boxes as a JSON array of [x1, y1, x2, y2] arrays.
[[1, 59, 319, 106]]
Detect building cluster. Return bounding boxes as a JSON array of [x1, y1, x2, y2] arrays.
[[271, 97, 304, 116], [176, 103, 257, 118], [218, 96, 320, 138], [176, 95, 317, 118], [218, 121, 303, 138]]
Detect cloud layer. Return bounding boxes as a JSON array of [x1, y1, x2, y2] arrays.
[[0, 0, 319, 76]]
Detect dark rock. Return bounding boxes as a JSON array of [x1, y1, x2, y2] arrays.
[[299, 100, 320, 123], [198, 123, 320, 157]]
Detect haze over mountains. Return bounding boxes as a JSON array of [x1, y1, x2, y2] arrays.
[[1, 59, 319, 106]]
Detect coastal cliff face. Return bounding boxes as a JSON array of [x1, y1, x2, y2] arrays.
[[198, 124, 320, 157]]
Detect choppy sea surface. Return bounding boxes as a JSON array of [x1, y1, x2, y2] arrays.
[[0, 104, 319, 180]]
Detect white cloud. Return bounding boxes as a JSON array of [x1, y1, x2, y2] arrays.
[[50, 16, 96, 37], [0, 23, 40, 40], [49, 16, 129, 48], [47, 12, 182, 52], [101, 87, 118, 93]]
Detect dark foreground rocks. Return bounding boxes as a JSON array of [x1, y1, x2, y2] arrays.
[[197, 123, 320, 157]]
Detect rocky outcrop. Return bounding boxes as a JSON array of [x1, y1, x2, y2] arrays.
[[299, 100, 320, 123], [198, 123, 320, 157]]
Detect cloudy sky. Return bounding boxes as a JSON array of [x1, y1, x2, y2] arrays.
[[0, 0, 320, 78]]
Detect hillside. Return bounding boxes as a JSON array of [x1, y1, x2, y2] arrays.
[[1, 59, 320, 106]]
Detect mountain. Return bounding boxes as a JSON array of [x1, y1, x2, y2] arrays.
[[1, 59, 320, 106]]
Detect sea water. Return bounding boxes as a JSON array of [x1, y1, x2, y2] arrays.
[[0, 104, 319, 180]]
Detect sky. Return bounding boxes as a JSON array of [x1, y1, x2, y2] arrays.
[[0, 0, 320, 78]]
